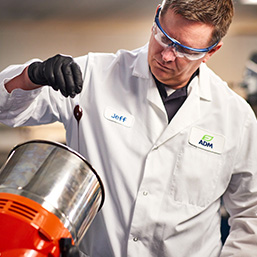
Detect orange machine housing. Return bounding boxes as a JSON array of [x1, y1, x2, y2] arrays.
[[0, 192, 74, 257]]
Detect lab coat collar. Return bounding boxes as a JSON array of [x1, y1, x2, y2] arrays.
[[156, 64, 215, 145], [132, 44, 212, 103], [132, 44, 167, 115], [152, 76, 201, 146], [132, 45, 213, 120], [131, 45, 214, 144], [198, 63, 212, 102], [132, 43, 151, 79], [161, 67, 213, 143]]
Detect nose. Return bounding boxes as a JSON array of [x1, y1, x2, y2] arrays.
[[161, 47, 177, 62]]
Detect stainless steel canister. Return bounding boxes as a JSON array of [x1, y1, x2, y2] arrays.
[[0, 140, 104, 244]]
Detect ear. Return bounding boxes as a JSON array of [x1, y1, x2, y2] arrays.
[[202, 41, 223, 63]]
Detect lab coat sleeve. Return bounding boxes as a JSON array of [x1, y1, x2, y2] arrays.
[[220, 110, 257, 256], [0, 55, 88, 127], [0, 59, 47, 127]]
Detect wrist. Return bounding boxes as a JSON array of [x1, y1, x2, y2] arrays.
[[23, 66, 43, 89], [4, 66, 42, 93]]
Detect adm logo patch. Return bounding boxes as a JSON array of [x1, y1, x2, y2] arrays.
[[198, 135, 214, 149], [189, 127, 225, 154]]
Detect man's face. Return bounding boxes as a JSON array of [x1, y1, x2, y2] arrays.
[[148, 8, 222, 89]]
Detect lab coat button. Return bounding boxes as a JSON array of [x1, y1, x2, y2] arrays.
[[133, 237, 139, 242], [143, 191, 148, 196]]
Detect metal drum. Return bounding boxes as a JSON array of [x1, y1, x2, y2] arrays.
[[0, 140, 104, 244]]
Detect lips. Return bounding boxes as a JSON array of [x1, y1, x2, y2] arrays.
[[155, 59, 173, 71]]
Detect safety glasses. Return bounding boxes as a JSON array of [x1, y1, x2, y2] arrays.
[[153, 6, 218, 61]]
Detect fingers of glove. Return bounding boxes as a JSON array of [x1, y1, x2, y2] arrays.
[[70, 62, 83, 94], [44, 55, 71, 97], [43, 55, 62, 90], [61, 59, 83, 97], [42, 54, 81, 98], [61, 61, 77, 98]]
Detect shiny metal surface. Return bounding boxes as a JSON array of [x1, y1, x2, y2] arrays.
[[0, 140, 104, 244]]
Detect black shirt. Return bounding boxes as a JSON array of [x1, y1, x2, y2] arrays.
[[153, 69, 199, 123]]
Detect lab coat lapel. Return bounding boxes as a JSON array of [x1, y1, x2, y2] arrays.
[[147, 78, 167, 117], [162, 78, 200, 142], [132, 43, 167, 119], [132, 46, 212, 146], [155, 67, 211, 146]]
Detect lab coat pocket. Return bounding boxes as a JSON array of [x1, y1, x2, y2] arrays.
[[170, 145, 222, 207]]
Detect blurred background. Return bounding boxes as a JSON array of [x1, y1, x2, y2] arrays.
[[0, 0, 257, 165]]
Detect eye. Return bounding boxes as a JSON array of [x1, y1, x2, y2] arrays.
[[161, 36, 171, 45], [176, 45, 194, 55]]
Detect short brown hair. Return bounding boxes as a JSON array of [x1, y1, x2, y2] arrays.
[[161, 0, 234, 45]]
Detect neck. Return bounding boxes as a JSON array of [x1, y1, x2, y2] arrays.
[[154, 68, 200, 90]]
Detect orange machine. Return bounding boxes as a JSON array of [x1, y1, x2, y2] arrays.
[[0, 192, 78, 257]]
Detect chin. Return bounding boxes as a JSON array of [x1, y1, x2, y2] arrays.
[[152, 66, 173, 82]]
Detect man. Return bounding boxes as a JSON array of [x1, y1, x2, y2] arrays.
[[1, 0, 257, 256]]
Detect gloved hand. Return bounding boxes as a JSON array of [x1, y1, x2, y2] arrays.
[[28, 54, 83, 98], [59, 238, 80, 257]]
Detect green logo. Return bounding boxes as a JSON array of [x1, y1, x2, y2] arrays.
[[202, 135, 213, 142]]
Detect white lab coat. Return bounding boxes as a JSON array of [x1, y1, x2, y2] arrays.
[[0, 44, 257, 257]]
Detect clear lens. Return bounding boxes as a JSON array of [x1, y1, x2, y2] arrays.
[[153, 24, 172, 49], [153, 23, 206, 61]]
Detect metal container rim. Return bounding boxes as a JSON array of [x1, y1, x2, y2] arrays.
[[8, 139, 105, 211]]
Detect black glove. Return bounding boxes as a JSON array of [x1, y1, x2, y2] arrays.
[[59, 238, 80, 257], [28, 54, 83, 98]]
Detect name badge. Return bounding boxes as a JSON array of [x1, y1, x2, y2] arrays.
[[189, 127, 225, 154], [104, 107, 134, 128]]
